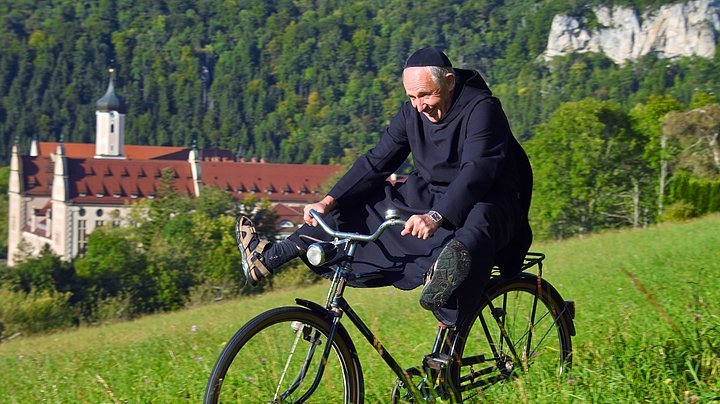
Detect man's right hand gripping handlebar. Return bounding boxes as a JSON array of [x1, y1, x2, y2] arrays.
[[303, 195, 337, 227]]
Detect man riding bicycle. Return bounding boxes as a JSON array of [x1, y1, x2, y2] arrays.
[[237, 46, 533, 326]]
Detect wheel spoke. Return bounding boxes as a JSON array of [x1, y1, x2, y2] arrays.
[[452, 276, 573, 399], [205, 307, 361, 403]]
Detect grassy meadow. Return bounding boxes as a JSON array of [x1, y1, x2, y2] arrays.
[[1, 215, 719, 402]]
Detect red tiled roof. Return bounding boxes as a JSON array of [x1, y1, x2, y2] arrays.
[[199, 160, 342, 203], [21, 156, 54, 196], [21, 143, 343, 206], [37, 142, 190, 160], [274, 203, 303, 217], [23, 220, 49, 238], [68, 159, 195, 204]]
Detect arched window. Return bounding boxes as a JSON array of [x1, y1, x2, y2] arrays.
[[278, 220, 295, 228]]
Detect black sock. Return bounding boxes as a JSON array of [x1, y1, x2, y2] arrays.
[[262, 239, 302, 271]]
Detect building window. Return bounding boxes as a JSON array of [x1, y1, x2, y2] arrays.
[[96, 209, 104, 217], [79, 208, 86, 217], [96, 220, 104, 228], [78, 220, 88, 255], [279, 220, 295, 228]]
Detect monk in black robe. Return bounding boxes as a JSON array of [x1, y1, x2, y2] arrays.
[[237, 47, 532, 325]]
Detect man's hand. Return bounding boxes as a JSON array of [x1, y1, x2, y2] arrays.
[[303, 195, 337, 226], [401, 214, 441, 240]]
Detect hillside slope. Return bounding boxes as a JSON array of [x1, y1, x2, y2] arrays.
[[0, 214, 718, 401]]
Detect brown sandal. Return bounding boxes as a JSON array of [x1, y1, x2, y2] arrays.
[[235, 216, 271, 286]]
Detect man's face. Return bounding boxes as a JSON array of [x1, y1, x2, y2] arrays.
[[402, 67, 455, 123]]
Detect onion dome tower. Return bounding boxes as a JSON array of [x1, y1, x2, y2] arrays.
[[95, 68, 128, 158]]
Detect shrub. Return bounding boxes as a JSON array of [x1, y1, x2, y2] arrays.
[[91, 295, 135, 324], [0, 288, 75, 338], [660, 201, 697, 222], [269, 260, 322, 290]]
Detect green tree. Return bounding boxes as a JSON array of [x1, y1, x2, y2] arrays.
[[2, 245, 69, 294], [144, 213, 197, 311], [74, 226, 149, 314], [527, 98, 645, 238], [237, 196, 280, 241], [629, 94, 683, 217], [195, 185, 236, 217]]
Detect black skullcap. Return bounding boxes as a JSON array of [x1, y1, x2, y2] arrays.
[[404, 47, 452, 69]]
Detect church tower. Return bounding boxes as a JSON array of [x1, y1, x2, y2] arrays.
[[95, 69, 128, 158]]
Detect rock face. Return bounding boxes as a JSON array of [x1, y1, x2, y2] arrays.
[[545, 0, 720, 64]]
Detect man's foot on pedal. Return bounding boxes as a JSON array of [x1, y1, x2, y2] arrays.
[[419, 240, 471, 311], [236, 216, 271, 286]]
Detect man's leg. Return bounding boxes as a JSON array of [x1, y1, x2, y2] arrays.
[[421, 199, 517, 318], [453, 200, 515, 270], [419, 239, 472, 311]]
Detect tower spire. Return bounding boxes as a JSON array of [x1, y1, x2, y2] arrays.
[[95, 68, 127, 159]]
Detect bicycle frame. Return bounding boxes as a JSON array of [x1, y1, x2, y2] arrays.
[[276, 211, 563, 402]]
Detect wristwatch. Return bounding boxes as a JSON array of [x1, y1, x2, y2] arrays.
[[427, 210, 443, 224]]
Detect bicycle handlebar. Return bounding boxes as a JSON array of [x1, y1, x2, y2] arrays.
[[309, 209, 406, 243]]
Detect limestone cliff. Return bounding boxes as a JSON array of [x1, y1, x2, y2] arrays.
[[544, 0, 720, 64]]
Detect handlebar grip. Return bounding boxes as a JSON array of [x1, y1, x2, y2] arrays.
[[309, 209, 322, 221]]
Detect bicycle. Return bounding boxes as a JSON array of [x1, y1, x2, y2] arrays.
[[204, 209, 575, 403]]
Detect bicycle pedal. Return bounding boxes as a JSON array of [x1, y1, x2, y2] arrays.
[[423, 353, 452, 370]]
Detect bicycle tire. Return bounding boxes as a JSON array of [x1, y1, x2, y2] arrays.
[[451, 274, 574, 398], [204, 306, 364, 403]]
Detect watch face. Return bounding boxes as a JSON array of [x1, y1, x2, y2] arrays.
[[429, 211, 442, 223]]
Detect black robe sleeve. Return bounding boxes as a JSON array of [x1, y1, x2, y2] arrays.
[[328, 109, 411, 205]]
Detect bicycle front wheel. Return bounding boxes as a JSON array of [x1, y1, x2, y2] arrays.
[[204, 306, 363, 403], [452, 275, 574, 397]]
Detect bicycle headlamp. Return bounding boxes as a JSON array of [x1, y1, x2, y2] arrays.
[[306, 242, 337, 267]]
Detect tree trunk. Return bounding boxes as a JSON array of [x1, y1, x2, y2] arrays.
[[658, 134, 667, 216], [710, 130, 720, 173], [632, 178, 640, 227]]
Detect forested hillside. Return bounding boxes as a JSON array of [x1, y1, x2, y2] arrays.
[[2, 0, 719, 334], [2, 0, 717, 164], [2, 0, 720, 238]]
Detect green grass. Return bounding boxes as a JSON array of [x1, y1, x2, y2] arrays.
[[1, 215, 719, 402]]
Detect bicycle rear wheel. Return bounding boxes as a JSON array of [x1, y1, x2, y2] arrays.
[[452, 274, 574, 397], [204, 306, 363, 403]]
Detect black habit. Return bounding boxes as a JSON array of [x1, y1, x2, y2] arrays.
[[289, 69, 533, 290]]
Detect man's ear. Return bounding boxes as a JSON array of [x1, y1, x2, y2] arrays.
[[445, 73, 456, 92]]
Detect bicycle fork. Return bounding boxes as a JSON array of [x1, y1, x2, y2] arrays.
[[271, 316, 344, 403], [276, 269, 353, 403]]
